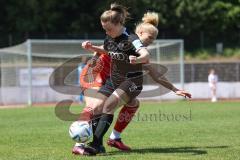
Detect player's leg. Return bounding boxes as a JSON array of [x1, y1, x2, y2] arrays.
[[76, 78, 115, 155], [87, 80, 141, 155], [72, 88, 107, 155], [107, 98, 139, 151], [77, 87, 102, 121], [211, 85, 217, 102], [90, 78, 115, 138], [85, 87, 129, 154], [88, 92, 108, 140], [210, 85, 216, 102]]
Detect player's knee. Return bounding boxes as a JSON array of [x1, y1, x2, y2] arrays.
[[134, 99, 140, 107], [103, 98, 119, 114], [127, 99, 139, 108], [94, 105, 103, 115], [103, 107, 111, 114], [103, 102, 115, 114], [89, 99, 104, 115]]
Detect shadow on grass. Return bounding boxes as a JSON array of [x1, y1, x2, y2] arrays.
[[105, 145, 229, 156]]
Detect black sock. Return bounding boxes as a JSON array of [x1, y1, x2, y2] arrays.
[[93, 113, 113, 146], [91, 114, 102, 134]]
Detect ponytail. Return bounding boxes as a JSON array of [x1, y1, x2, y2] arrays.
[[101, 3, 130, 25]]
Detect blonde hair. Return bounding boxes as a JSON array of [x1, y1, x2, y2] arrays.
[[100, 3, 129, 25], [135, 12, 159, 37]]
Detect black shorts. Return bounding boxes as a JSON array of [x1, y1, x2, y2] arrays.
[[98, 78, 142, 102], [98, 78, 115, 97]]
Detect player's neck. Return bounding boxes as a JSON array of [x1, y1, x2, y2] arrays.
[[114, 26, 125, 38]]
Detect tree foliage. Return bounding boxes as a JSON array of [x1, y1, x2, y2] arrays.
[[0, 0, 239, 48]]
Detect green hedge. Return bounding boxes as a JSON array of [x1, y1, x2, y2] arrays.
[[185, 48, 240, 60]]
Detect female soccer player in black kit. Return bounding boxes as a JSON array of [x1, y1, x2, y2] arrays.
[[79, 3, 191, 156], [82, 3, 150, 155]]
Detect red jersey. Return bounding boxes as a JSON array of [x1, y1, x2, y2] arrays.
[[80, 53, 110, 89]]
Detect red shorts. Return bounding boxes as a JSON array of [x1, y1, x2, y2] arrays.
[[80, 53, 110, 89]]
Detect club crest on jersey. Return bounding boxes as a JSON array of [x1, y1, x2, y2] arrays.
[[118, 40, 133, 51]]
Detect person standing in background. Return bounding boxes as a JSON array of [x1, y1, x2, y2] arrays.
[[208, 68, 218, 102]]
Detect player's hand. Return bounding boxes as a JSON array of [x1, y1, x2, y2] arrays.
[[175, 90, 192, 98], [129, 55, 137, 64], [82, 41, 92, 50]]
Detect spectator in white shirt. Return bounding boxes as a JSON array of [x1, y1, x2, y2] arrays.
[[208, 69, 218, 102]]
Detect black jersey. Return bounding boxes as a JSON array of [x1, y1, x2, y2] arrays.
[[103, 28, 144, 89]]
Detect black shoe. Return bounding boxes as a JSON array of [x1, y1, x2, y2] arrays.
[[99, 145, 106, 153], [85, 142, 106, 155]]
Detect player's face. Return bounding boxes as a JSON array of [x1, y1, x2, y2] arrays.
[[101, 21, 122, 38], [139, 31, 156, 46]]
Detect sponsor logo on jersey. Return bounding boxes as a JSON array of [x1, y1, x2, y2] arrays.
[[108, 51, 129, 61]]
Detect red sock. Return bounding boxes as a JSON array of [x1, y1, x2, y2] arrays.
[[78, 106, 93, 122], [114, 104, 139, 133]]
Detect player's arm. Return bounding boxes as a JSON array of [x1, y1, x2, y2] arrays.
[[129, 48, 150, 64], [82, 41, 107, 54], [143, 64, 178, 92], [129, 37, 150, 64], [144, 64, 191, 98]]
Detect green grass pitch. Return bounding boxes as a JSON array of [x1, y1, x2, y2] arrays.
[[0, 101, 240, 160]]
